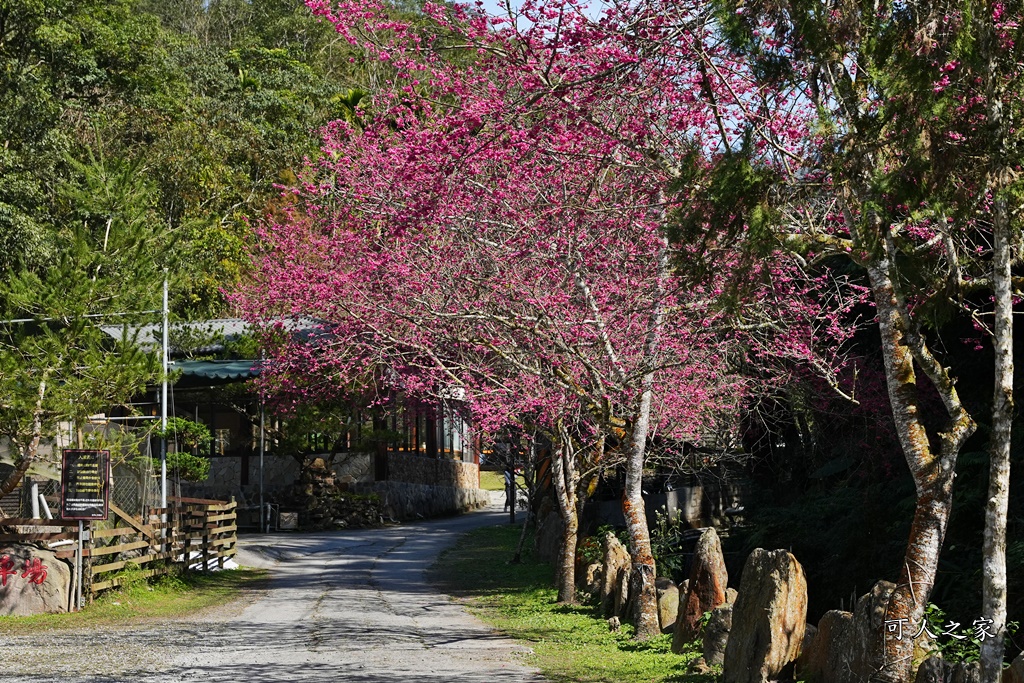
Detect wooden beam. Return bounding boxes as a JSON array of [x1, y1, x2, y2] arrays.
[[108, 503, 157, 540]]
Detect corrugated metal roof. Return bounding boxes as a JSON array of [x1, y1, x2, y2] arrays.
[[171, 359, 260, 381], [99, 316, 325, 354]]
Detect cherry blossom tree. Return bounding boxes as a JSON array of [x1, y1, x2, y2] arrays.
[[242, 119, 754, 628], [239, 0, 857, 639], [248, 0, 1024, 674]]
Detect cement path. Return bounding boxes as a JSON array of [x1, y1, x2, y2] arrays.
[[0, 503, 548, 683]]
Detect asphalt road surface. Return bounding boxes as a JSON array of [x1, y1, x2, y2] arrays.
[[0, 503, 548, 683]]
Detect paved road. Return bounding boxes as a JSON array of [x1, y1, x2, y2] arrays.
[[0, 504, 547, 683]]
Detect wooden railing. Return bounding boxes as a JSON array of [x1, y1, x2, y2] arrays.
[[89, 502, 176, 594], [1, 496, 238, 602], [166, 496, 238, 572], [0, 518, 80, 560]]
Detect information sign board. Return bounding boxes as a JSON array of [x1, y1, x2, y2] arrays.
[[60, 449, 110, 520]]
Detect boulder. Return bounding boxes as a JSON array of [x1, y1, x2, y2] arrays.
[[1004, 653, 1024, 683], [797, 610, 853, 682], [582, 562, 603, 596], [915, 657, 980, 683], [656, 577, 680, 633], [0, 544, 74, 616], [803, 622, 817, 641], [690, 657, 713, 675], [615, 564, 631, 618], [849, 580, 896, 682], [916, 658, 948, 683], [722, 548, 808, 683], [600, 532, 631, 618], [1003, 653, 1024, 683], [673, 527, 729, 652], [702, 602, 733, 666], [796, 581, 902, 683], [798, 623, 817, 669], [915, 623, 941, 669], [955, 662, 981, 683]]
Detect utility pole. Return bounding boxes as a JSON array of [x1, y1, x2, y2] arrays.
[[259, 398, 265, 533], [160, 270, 168, 511]]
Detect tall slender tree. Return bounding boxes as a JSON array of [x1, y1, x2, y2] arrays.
[[705, 0, 1023, 677]]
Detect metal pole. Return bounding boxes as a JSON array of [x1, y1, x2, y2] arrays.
[[160, 271, 168, 511], [38, 493, 52, 520], [259, 399, 265, 533], [76, 521, 83, 611]]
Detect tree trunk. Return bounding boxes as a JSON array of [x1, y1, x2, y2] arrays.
[[549, 430, 579, 603], [859, 238, 976, 683], [0, 374, 49, 502], [880, 482, 956, 682], [512, 438, 538, 565], [980, 187, 1013, 682], [622, 234, 669, 642], [511, 505, 532, 564], [624, 386, 659, 640], [978, 5, 1014, 673]]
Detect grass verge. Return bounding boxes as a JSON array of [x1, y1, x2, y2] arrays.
[[0, 565, 269, 634], [428, 524, 715, 683], [479, 469, 507, 491]]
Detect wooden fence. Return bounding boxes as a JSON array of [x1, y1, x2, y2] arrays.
[[1, 496, 237, 601]]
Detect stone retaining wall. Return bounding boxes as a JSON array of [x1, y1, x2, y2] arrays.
[[385, 451, 479, 489], [353, 480, 490, 520], [183, 451, 482, 521], [184, 452, 373, 503]]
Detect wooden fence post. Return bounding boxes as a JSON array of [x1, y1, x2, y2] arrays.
[[85, 521, 93, 604], [218, 501, 226, 570], [201, 507, 210, 571], [170, 503, 177, 565], [182, 511, 191, 572]]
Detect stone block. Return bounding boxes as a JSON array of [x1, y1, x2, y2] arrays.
[[722, 548, 807, 683], [0, 544, 74, 616]]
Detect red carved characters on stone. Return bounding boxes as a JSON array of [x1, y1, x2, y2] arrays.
[[21, 558, 47, 585], [0, 555, 16, 587], [0, 555, 48, 587]]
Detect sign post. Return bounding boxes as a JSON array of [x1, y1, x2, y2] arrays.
[[61, 449, 108, 611], [60, 449, 110, 521], [76, 520, 83, 611]]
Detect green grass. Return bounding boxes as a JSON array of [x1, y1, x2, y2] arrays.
[[0, 565, 268, 634], [429, 525, 715, 683], [479, 469, 507, 491]]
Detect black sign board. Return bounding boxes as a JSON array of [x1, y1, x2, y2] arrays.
[[60, 449, 110, 520]]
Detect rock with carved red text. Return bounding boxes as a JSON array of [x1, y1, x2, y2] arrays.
[[600, 532, 631, 618], [656, 576, 679, 633], [672, 527, 728, 652], [0, 544, 73, 616], [722, 548, 807, 683]]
